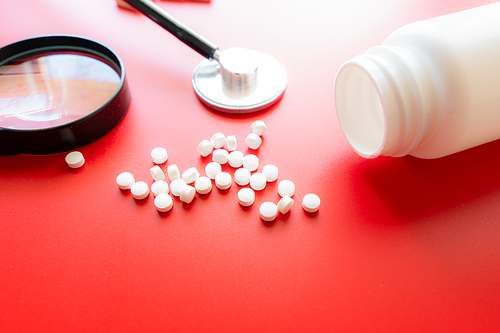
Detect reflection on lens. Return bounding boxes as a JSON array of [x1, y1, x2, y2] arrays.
[[0, 53, 121, 130]]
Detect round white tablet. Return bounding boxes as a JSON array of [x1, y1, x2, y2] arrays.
[[228, 151, 244, 168], [197, 139, 214, 157], [151, 180, 169, 197], [131, 181, 149, 200], [150, 165, 165, 181], [243, 154, 259, 171], [234, 168, 251, 186], [226, 135, 237, 151], [278, 180, 295, 197], [154, 193, 173, 213], [238, 188, 255, 206], [170, 178, 187, 197], [250, 173, 267, 191], [205, 162, 222, 179], [116, 172, 135, 190], [251, 120, 267, 136], [259, 202, 278, 222], [262, 164, 279, 182], [194, 176, 212, 195], [167, 164, 180, 181], [215, 172, 232, 190], [277, 196, 294, 214], [245, 133, 262, 150], [151, 147, 168, 164], [302, 193, 320, 213], [210, 132, 226, 149], [182, 167, 200, 184], [180, 185, 196, 204], [65, 151, 85, 169], [212, 149, 229, 164]]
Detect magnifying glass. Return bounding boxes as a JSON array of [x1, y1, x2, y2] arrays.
[[0, 36, 130, 155], [123, 0, 287, 113]]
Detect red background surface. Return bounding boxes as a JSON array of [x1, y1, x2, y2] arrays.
[[1, 0, 500, 332]]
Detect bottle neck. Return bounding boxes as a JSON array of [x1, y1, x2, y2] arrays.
[[334, 45, 437, 158]]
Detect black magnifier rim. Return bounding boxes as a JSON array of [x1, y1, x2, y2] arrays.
[[0, 36, 131, 155]]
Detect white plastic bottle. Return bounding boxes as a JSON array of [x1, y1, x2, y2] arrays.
[[334, 2, 500, 159]]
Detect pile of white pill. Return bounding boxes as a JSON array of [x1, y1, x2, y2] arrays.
[[115, 120, 320, 221]]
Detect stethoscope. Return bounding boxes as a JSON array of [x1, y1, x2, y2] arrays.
[[123, 0, 288, 113]]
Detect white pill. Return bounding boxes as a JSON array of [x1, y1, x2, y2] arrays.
[[238, 188, 255, 206], [262, 164, 279, 182], [205, 162, 222, 179], [151, 180, 169, 197], [259, 202, 278, 222], [251, 120, 267, 136], [215, 172, 232, 190], [228, 151, 244, 168], [116, 172, 135, 190], [151, 147, 168, 164], [243, 154, 259, 171], [194, 176, 212, 195], [182, 167, 200, 184], [277, 196, 294, 214], [167, 164, 180, 181], [226, 135, 237, 151], [170, 178, 187, 197], [131, 181, 149, 200], [180, 185, 196, 204], [154, 193, 173, 213], [302, 193, 321, 213], [210, 132, 226, 149], [197, 139, 214, 157], [234, 168, 251, 186], [150, 165, 165, 181], [245, 133, 262, 150], [65, 151, 85, 169], [278, 180, 295, 197], [250, 173, 267, 191], [212, 149, 229, 164]]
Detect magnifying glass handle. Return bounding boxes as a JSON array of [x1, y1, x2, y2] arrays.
[[123, 0, 219, 59]]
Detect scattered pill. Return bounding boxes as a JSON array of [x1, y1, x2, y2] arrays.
[[250, 173, 267, 191], [131, 181, 150, 200], [197, 139, 214, 157], [238, 188, 255, 206], [182, 167, 200, 184], [151, 180, 169, 197], [243, 154, 259, 171], [215, 172, 232, 190], [212, 149, 229, 164], [154, 193, 173, 213], [180, 185, 196, 204], [65, 151, 85, 169], [170, 178, 187, 197], [259, 202, 278, 222], [302, 193, 320, 213], [116, 172, 135, 190], [150, 165, 165, 181], [151, 147, 168, 164], [228, 151, 244, 168], [226, 135, 237, 151], [251, 120, 267, 136], [210, 132, 226, 149], [262, 164, 279, 182], [234, 168, 251, 186], [278, 180, 295, 197], [194, 176, 212, 195], [245, 133, 263, 150], [167, 164, 180, 181], [205, 162, 222, 179], [277, 196, 294, 214]]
